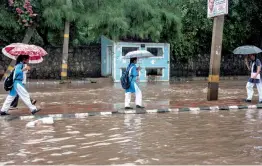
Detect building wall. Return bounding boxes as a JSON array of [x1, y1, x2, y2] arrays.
[[170, 54, 250, 78], [0, 46, 101, 79], [113, 42, 170, 82]]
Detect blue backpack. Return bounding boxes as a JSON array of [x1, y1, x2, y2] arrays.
[[120, 65, 133, 89]]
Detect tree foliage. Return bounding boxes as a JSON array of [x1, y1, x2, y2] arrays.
[[85, 0, 181, 42], [0, 0, 24, 44], [8, 0, 37, 27], [171, 0, 262, 60], [0, 0, 262, 61]]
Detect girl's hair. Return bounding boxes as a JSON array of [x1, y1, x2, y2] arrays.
[[130, 57, 137, 64], [16, 55, 29, 65]]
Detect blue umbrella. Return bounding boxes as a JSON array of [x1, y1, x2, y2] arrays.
[[233, 45, 262, 55]]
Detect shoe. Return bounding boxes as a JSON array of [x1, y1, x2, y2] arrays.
[[244, 99, 251, 103], [9, 106, 17, 110], [136, 105, 145, 109], [31, 108, 41, 115], [125, 107, 133, 110], [1, 112, 10, 116], [31, 99, 37, 105]]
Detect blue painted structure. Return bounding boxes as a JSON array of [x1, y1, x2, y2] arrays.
[[101, 36, 170, 82]]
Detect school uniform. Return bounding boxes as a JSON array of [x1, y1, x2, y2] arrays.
[[10, 64, 35, 108], [124, 63, 143, 108], [1, 62, 38, 114], [246, 59, 262, 102]]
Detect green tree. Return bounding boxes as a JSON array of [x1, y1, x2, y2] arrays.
[[2, 0, 262, 69], [41, 0, 87, 81], [0, 0, 38, 80], [86, 0, 181, 42], [170, 0, 262, 62], [0, 1, 22, 45]]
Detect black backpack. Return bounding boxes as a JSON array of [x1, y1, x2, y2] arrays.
[[4, 70, 15, 91], [4, 65, 23, 91], [120, 65, 134, 89]]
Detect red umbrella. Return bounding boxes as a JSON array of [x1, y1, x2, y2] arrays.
[[2, 43, 47, 64]]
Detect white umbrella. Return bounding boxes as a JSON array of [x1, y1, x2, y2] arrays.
[[233, 45, 262, 55], [123, 50, 154, 59]]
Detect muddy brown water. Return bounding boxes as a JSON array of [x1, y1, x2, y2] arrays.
[[1, 110, 262, 165], [0, 80, 251, 110]]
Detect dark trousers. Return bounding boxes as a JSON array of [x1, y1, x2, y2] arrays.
[[10, 95, 34, 108], [10, 95, 19, 107]]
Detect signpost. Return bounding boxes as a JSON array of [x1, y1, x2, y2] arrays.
[[207, 0, 228, 18], [207, 0, 228, 101]]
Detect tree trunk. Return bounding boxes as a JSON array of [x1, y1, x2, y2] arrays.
[[22, 26, 35, 43], [36, 27, 50, 46], [61, 21, 70, 81], [1, 26, 35, 81]]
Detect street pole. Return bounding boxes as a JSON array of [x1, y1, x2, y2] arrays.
[[207, 15, 225, 101], [61, 21, 70, 81]]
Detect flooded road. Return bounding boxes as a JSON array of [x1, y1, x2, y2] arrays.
[[0, 80, 254, 116], [0, 80, 248, 105], [1, 110, 262, 165]]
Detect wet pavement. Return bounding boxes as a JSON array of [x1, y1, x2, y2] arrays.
[[0, 79, 258, 116], [1, 110, 262, 165]]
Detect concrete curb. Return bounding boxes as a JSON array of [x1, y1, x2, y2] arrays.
[[1, 104, 261, 121]]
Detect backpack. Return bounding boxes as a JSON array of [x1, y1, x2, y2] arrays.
[[4, 64, 23, 91], [120, 65, 134, 89], [4, 70, 15, 91]]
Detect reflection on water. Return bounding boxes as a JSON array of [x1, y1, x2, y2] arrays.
[[1, 110, 262, 165]]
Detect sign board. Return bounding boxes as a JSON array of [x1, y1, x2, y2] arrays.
[[207, 0, 228, 18]]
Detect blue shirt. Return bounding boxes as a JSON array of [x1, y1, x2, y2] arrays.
[[125, 63, 138, 93], [14, 62, 24, 81], [9, 62, 24, 96]]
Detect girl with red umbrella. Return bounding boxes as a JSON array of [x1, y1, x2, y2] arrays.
[[0, 43, 47, 115], [10, 62, 37, 110], [1, 55, 41, 115]]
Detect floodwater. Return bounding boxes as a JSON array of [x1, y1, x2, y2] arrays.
[[1, 110, 262, 165], [0, 80, 248, 105], [0, 80, 252, 115]]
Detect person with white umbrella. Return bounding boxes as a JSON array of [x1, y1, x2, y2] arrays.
[[124, 57, 144, 109], [244, 54, 262, 103], [121, 50, 153, 109], [233, 46, 262, 103]]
